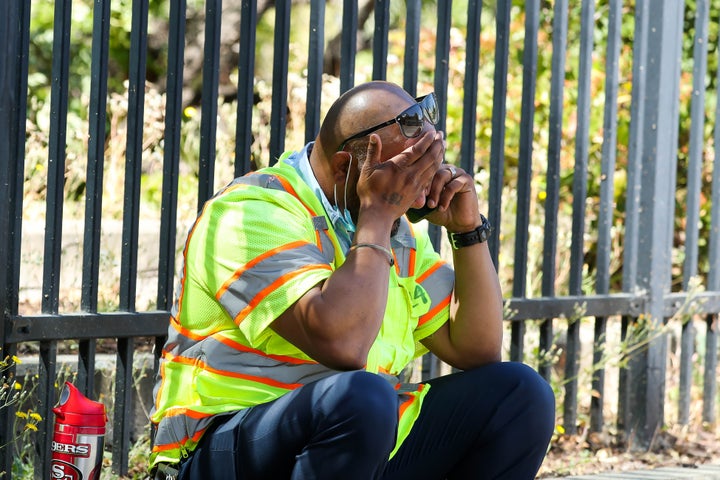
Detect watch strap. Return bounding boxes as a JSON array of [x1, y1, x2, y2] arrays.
[[447, 214, 493, 249]]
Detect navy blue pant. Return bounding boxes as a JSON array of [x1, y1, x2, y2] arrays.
[[178, 362, 555, 479]]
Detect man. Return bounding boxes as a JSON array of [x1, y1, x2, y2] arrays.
[[150, 81, 555, 479]]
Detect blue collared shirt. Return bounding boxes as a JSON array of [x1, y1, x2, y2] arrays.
[[282, 142, 354, 251]]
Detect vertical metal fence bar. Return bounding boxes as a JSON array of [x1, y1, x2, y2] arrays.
[[629, 0, 684, 449], [158, 0, 186, 314], [539, 0, 568, 381], [402, 0, 421, 96], [38, 340, 58, 478], [703, 42, 720, 425], [305, 0, 325, 144], [115, 0, 149, 473], [156, 0, 187, 441], [623, 2, 649, 293], [156, 0, 186, 396], [372, 0, 389, 81], [663, 3, 685, 264], [79, 0, 111, 399], [42, 0, 72, 316], [120, 0, 149, 313], [678, 0, 709, 426], [38, 1, 73, 475], [197, 0, 222, 208], [618, 0, 650, 433], [235, 0, 257, 176], [114, 337, 134, 474], [488, 0, 510, 269], [459, 0, 482, 175], [423, 0, 450, 379], [434, 2, 451, 133], [340, 0, 358, 93], [592, 0, 622, 434], [269, 0, 291, 163], [0, 1, 30, 475], [564, 0, 594, 435], [511, 0, 539, 362], [705, 319, 719, 425], [428, 0, 452, 272], [82, 0, 111, 314], [403, 0, 440, 380]]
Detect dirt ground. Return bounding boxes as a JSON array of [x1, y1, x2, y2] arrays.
[[537, 425, 720, 477]]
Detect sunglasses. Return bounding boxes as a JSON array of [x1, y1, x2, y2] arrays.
[[338, 93, 439, 151]]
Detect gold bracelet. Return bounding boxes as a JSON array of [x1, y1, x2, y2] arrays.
[[349, 243, 394, 266]]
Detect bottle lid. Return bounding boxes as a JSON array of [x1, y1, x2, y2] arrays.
[[52, 382, 107, 427]]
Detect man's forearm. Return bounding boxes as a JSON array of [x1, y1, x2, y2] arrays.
[[448, 241, 504, 363]]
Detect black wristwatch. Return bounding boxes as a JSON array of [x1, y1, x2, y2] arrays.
[[447, 214, 493, 249]]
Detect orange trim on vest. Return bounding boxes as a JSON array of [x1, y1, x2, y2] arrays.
[[398, 383, 426, 417], [163, 406, 216, 420], [271, 174, 320, 217], [417, 294, 451, 327], [153, 357, 169, 417], [407, 247, 416, 276], [232, 263, 332, 325], [406, 221, 417, 276], [210, 331, 319, 365], [169, 315, 210, 342], [152, 427, 207, 453], [216, 239, 313, 301], [416, 260, 444, 283]]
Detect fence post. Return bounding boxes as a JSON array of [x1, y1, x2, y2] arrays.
[[628, 0, 685, 450], [0, 2, 30, 477]]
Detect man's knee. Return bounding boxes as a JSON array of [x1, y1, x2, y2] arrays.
[[508, 363, 555, 420], [320, 371, 398, 441], [452, 362, 555, 433], [485, 362, 556, 438], [329, 371, 398, 417]]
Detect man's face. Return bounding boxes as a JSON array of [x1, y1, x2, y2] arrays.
[[344, 116, 439, 223]]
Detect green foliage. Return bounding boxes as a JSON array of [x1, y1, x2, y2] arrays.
[[0, 352, 43, 479]]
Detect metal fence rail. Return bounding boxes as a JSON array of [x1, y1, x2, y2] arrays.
[[1, 0, 720, 477]]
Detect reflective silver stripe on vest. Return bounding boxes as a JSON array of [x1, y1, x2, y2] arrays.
[[153, 400, 216, 451], [311, 215, 335, 263], [217, 243, 329, 322], [418, 262, 454, 311], [166, 333, 337, 387], [201, 336, 336, 384], [229, 172, 286, 190], [391, 219, 417, 277]]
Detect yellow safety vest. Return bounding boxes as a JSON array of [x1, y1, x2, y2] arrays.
[[150, 156, 454, 467]]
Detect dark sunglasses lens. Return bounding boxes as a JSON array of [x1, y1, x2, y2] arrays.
[[398, 105, 425, 138], [422, 94, 439, 124]]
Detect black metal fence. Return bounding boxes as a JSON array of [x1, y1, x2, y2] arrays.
[[1, 0, 720, 477]]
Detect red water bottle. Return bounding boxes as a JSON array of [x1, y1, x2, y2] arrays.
[[50, 382, 107, 480]]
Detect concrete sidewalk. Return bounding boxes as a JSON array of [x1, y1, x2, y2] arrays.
[[543, 464, 720, 479]]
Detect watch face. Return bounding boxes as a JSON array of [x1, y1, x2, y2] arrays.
[[479, 215, 493, 241], [479, 227, 490, 242]]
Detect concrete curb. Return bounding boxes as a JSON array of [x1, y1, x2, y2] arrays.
[[542, 464, 720, 479]]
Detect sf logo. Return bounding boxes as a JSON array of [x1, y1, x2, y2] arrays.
[[51, 460, 82, 480]]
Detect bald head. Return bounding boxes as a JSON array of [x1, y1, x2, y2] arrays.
[[316, 81, 415, 160]]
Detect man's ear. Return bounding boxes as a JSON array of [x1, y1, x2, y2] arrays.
[[330, 150, 353, 183]]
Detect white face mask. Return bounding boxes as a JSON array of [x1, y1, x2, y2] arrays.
[[331, 154, 356, 233]]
